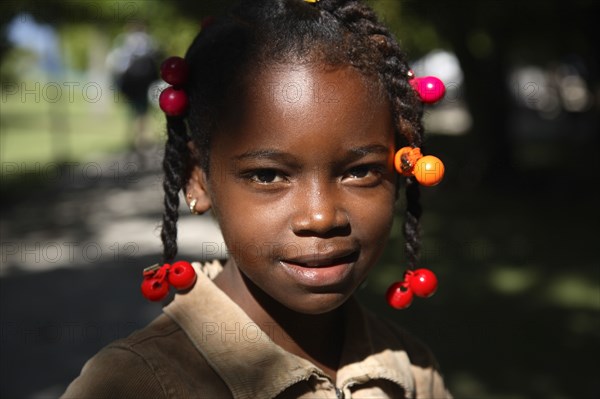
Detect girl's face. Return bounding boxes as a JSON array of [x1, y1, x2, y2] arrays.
[[203, 63, 396, 315]]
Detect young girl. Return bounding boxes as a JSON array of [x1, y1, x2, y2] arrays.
[[62, 0, 451, 397]]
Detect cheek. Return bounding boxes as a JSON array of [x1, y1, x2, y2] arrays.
[[208, 189, 283, 256], [364, 203, 395, 233], [352, 189, 396, 242]]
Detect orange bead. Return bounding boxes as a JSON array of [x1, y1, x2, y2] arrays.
[[414, 155, 445, 186], [394, 147, 422, 176]]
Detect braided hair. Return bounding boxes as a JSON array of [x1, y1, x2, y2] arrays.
[[160, 0, 425, 269]]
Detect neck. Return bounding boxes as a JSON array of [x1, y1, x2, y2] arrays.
[[213, 260, 346, 376]]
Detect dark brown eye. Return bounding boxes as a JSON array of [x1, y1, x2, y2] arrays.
[[343, 164, 384, 187], [250, 169, 283, 184], [347, 166, 370, 178]]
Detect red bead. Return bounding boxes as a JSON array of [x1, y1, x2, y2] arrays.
[[408, 268, 438, 298], [168, 261, 197, 290], [159, 86, 188, 116], [160, 56, 190, 86], [410, 76, 446, 104], [386, 281, 414, 309], [414, 155, 445, 186], [141, 277, 169, 301]]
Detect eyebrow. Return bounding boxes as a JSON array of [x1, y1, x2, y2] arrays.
[[347, 144, 391, 157], [234, 149, 296, 162], [233, 144, 391, 162]]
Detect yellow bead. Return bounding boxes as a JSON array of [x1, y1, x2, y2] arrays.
[[414, 155, 445, 186]]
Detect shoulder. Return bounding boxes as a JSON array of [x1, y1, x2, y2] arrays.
[[61, 315, 179, 399], [61, 314, 231, 399], [61, 341, 165, 399], [360, 306, 453, 399]]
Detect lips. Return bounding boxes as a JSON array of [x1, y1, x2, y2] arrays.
[[279, 249, 359, 287], [282, 251, 359, 268]]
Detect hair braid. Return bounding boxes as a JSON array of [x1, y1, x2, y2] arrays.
[[403, 178, 422, 268], [161, 116, 189, 262], [323, 0, 425, 268]]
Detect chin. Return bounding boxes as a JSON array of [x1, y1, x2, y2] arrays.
[[283, 292, 350, 315]]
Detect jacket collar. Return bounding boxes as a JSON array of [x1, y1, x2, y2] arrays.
[[163, 261, 414, 399]]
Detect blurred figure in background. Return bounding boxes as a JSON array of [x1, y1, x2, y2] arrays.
[[106, 21, 162, 166]]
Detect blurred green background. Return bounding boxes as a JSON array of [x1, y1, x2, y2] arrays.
[[1, 1, 598, 398]]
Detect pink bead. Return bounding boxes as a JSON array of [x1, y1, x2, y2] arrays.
[[410, 76, 446, 104], [159, 86, 188, 116]]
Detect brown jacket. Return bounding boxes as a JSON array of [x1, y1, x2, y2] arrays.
[[62, 261, 452, 398]]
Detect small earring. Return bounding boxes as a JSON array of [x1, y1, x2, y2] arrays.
[[189, 198, 200, 215]]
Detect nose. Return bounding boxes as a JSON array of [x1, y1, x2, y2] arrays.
[[290, 184, 350, 237]]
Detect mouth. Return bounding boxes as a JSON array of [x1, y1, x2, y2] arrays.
[[282, 251, 359, 268], [279, 250, 359, 287]]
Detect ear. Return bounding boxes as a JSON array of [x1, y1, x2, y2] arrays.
[[185, 142, 212, 215]]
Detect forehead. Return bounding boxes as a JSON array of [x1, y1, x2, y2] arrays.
[[214, 63, 393, 158], [248, 63, 385, 120]]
